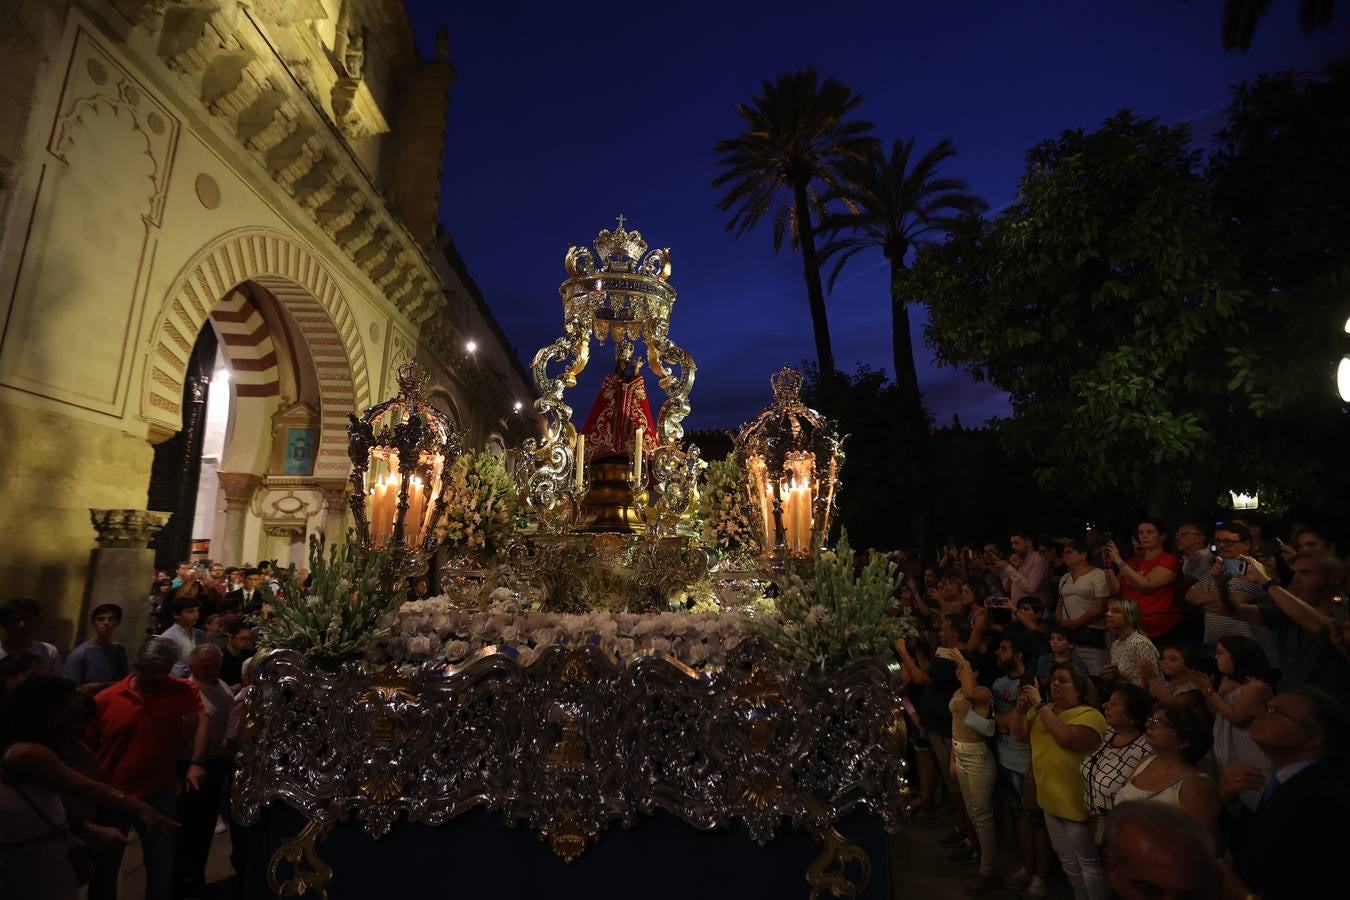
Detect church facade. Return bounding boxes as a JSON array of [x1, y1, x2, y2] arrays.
[[0, 0, 537, 647]]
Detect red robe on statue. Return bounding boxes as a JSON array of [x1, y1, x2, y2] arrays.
[[580, 365, 657, 466]]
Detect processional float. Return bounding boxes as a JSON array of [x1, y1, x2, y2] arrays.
[[233, 220, 905, 900]]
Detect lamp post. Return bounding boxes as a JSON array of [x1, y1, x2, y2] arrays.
[[1338, 313, 1350, 403], [734, 368, 844, 561], [346, 362, 461, 583]]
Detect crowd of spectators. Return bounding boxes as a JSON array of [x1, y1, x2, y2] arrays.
[[3, 517, 1348, 899], [891, 517, 1350, 899], [0, 556, 272, 899]]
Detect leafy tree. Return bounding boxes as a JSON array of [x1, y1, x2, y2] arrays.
[[903, 112, 1246, 514], [907, 86, 1350, 519], [1218, 0, 1335, 52], [819, 138, 987, 429], [1205, 62, 1350, 516], [712, 69, 876, 377]]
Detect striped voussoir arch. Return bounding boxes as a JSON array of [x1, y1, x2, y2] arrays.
[[211, 287, 278, 398], [145, 229, 371, 481]]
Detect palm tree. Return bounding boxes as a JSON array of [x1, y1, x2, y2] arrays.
[[1219, 0, 1334, 52], [712, 69, 876, 378], [819, 137, 986, 426]]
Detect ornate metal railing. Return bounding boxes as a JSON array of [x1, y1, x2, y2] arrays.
[[234, 642, 908, 897]]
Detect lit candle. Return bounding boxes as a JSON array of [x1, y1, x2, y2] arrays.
[[371, 477, 389, 546], [406, 476, 425, 545], [633, 426, 643, 484], [575, 433, 585, 492]]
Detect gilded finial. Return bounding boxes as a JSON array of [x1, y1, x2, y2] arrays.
[[395, 361, 431, 398], [770, 367, 804, 402]]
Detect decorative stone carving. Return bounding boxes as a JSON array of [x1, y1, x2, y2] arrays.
[[116, 0, 447, 337], [49, 32, 180, 225], [90, 508, 172, 548]]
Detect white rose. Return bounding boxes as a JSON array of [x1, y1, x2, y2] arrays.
[[408, 635, 431, 656], [516, 646, 537, 666], [614, 637, 636, 658], [445, 640, 470, 661]]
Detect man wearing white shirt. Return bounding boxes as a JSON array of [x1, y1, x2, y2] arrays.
[[163, 596, 206, 676]]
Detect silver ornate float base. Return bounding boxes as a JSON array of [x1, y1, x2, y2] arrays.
[[234, 642, 907, 896]]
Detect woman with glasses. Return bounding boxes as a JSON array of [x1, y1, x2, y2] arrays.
[[1114, 704, 1219, 837], [1011, 664, 1107, 900], [1104, 518, 1183, 645], [1080, 685, 1152, 838], [1204, 635, 1274, 811]]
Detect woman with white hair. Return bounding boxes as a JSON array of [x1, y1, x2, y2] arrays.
[[1102, 598, 1160, 688]]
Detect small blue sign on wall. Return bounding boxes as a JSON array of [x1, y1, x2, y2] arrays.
[[283, 428, 316, 475]]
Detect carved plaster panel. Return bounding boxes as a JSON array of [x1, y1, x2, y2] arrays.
[[49, 28, 180, 225]]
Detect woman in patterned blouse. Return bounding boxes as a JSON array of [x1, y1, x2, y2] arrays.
[[1081, 685, 1153, 822], [1102, 598, 1160, 688]]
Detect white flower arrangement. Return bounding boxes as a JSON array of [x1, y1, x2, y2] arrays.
[[437, 449, 523, 556], [697, 453, 757, 558], [372, 590, 748, 671], [752, 532, 916, 678]]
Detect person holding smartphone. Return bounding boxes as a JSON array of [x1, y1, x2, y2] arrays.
[[1183, 521, 1279, 666], [1055, 538, 1109, 675], [1103, 519, 1183, 646]]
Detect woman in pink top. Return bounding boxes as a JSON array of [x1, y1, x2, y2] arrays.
[[1104, 519, 1182, 642]]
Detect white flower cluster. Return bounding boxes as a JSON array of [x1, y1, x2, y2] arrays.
[[373, 592, 748, 670], [437, 450, 522, 554], [698, 453, 756, 555]]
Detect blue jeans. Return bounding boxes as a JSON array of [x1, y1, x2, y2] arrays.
[[90, 791, 179, 900]]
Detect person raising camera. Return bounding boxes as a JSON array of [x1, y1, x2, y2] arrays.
[[1183, 521, 1279, 665]]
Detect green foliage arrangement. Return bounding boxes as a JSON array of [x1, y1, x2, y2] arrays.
[[753, 532, 914, 679], [697, 453, 757, 557], [253, 534, 402, 666], [437, 449, 524, 555]]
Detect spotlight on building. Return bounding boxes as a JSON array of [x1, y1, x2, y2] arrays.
[[513, 400, 523, 413], [465, 339, 478, 354]]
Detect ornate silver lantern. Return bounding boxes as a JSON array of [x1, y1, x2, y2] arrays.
[[346, 362, 461, 578], [734, 368, 843, 558]]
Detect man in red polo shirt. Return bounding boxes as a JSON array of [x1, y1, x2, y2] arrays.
[[87, 636, 209, 900]]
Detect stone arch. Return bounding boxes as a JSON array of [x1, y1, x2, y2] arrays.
[[142, 228, 370, 482], [208, 284, 279, 398]]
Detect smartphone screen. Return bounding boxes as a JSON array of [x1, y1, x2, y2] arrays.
[[1222, 558, 1248, 576]]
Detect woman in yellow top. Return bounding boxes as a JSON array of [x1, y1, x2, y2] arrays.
[[1010, 663, 1107, 900]]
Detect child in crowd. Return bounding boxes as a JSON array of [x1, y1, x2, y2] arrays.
[[1036, 626, 1088, 689]]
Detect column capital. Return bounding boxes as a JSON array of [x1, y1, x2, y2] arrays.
[[218, 472, 263, 508], [89, 508, 172, 548]]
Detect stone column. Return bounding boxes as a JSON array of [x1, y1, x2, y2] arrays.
[[320, 482, 351, 544], [264, 524, 306, 568], [217, 473, 261, 566], [88, 509, 172, 654]]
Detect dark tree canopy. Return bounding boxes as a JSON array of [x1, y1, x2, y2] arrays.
[[904, 65, 1350, 520]]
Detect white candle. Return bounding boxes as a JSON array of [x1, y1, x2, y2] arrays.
[[633, 426, 643, 483], [406, 477, 424, 545], [575, 433, 585, 491]]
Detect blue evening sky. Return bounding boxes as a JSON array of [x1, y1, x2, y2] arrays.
[[402, 1, 1348, 430]]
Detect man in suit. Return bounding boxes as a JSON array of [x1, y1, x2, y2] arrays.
[[224, 567, 271, 614], [1221, 687, 1350, 900]]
